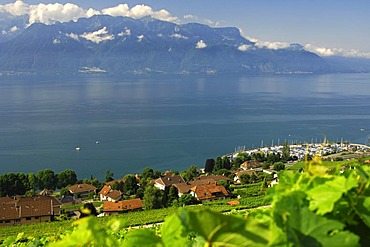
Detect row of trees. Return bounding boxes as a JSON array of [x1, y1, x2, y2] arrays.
[[0, 142, 290, 198], [0, 169, 77, 197]]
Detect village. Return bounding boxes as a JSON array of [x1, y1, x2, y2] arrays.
[[1, 142, 369, 227]]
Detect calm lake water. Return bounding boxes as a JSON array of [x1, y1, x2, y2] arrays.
[[0, 73, 369, 179]]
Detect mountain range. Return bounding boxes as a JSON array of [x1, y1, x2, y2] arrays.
[[0, 14, 368, 75]]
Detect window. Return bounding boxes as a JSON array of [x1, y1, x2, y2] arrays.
[[26, 217, 31, 220], [5, 220, 10, 223], [35, 216, 39, 219]]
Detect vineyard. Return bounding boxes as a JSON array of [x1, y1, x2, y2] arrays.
[[0, 186, 268, 242], [1, 157, 368, 246]]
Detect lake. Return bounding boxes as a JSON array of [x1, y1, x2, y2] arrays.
[[0, 73, 369, 179]]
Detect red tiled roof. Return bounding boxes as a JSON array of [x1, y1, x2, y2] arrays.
[[99, 185, 111, 196], [235, 170, 259, 178], [173, 179, 216, 194], [240, 160, 260, 169], [0, 203, 19, 220], [103, 198, 143, 212], [106, 190, 121, 201], [190, 184, 229, 201], [0, 196, 15, 205], [227, 200, 240, 206], [69, 183, 97, 193], [155, 174, 185, 187], [0, 196, 62, 220]]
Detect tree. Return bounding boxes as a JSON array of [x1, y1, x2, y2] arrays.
[[205, 159, 215, 173], [141, 167, 154, 180], [59, 187, 70, 197], [252, 152, 266, 162], [178, 194, 198, 206], [167, 186, 179, 206], [37, 169, 57, 190], [124, 174, 138, 195], [182, 165, 198, 181], [239, 173, 250, 184], [136, 187, 145, 199], [105, 170, 114, 182], [143, 185, 165, 210], [28, 173, 38, 190], [267, 153, 281, 165], [25, 189, 36, 198], [0, 173, 30, 196], [273, 162, 285, 171], [214, 157, 223, 172], [222, 156, 231, 170], [56, 169, 77, 189], [217, 180, 230, 190], [282, 141, 291, 162]]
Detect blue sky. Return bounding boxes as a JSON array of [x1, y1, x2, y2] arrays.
[[1, 0, 369, 57]]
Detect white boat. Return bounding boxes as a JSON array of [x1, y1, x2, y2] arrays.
[[75, 147, 81, 151]]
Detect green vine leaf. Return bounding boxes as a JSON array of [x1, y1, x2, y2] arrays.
[[307, 176, 349, 215], [275, 192, 360, 247], [123, 229, 163, 247], [169, 208, 269, 247]]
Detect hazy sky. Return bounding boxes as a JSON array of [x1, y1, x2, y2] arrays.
[[1, 0, 369, 57]]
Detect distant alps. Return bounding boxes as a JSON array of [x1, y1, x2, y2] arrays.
[[0, 14, 368, 75]]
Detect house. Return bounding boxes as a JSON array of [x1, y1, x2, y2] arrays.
[[240, 160, 260, 170], [69, 183, 97, 198], [103, 198, 143, 216], [0, 195, 62, 226], [173, 178, 216, 197], [39, 189, 54, 196], [153, 172, 185, 191], [59, 195, 81, 206], [268, 173, 279, 188], [99, 185, 122, 202], [233, 170, 259, 184], [190, 184, 229, 202], [172, 175, 231, 197]]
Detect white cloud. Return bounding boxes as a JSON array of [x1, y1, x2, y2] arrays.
[[118, 28, 131, 36], [101, 4, 129, 17], [152, 9, 179, 23], [80, 27, 114, 44], [304, 44, 370, 58], [102, 4, 179, 23], [28, 3, 91, 25], [66, 32, 79, 41], [137, 34, 144, 42], [196, 40, 207, 49], [0, 0, 28, 16], [171, 33, 188, 39], [0, 1, 178, 25], [10, 26, 18, 32], [255, 40, 290, 50], [238, 44, 252, 51], [183, 14, 218, 27], [52, 38, 60, 44], [239, 31, 290, 50]]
